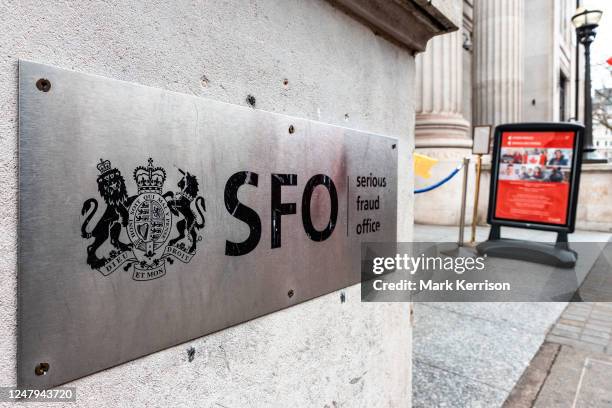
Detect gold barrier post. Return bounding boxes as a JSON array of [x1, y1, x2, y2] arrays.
[[458, 157, 470, 246], [470, 153, 483, 244]]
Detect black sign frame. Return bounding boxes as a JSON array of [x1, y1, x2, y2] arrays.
[[486, 122, 584, 233]]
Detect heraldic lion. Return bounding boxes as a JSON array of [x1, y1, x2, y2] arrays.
[[81, 160, 133, 269]]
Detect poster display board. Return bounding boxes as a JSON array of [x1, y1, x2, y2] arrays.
[[487, 123, 584, 232]]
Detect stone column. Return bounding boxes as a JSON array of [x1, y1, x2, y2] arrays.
[[473, 0, 524, 126], [414, 11, 472, 225], [471, 0, 524, 225], [415, 28, 470, 147]]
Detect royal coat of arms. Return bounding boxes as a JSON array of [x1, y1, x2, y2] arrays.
[[80, 158, 206, 281]]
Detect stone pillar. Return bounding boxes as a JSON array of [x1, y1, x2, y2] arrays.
[[471, 0, 524, 225], [473, 0, 524, 126], [414, 7, 472, 225], [415, 28, 470, 147]]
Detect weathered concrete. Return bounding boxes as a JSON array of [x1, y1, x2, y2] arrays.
[[0, 0, 428, 405]]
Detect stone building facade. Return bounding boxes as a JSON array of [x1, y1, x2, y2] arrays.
[[415, 0, 612, 232], [594, 87, 612, 159]]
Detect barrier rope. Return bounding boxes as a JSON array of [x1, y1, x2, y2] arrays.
[[414, 161, 466, 194]]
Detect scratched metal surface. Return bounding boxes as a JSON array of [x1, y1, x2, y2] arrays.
[[18, 60, 397, 388]]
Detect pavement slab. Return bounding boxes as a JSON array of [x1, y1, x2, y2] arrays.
[[414, 303, 549, 392], [422, 303, 567, 334], [502, 342, 561, 408], [533, 346, 612, 408], [413, 359, 507, 408], [504, 249, 612, 407], [412, 225, 612, 407]]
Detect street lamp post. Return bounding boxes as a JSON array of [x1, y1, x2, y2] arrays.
[[572, 7, 606, 163]]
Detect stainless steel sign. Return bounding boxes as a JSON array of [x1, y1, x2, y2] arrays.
[[18, 61, 397, 388]]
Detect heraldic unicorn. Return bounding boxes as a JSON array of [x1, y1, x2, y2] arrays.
[[80, 158, 206, 281]]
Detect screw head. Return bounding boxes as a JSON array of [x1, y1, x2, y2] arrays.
[[287, 289, 294, 298], [288, 125, 295, 134], [36, 78, 51, 92], [34, 362, 49, 376]]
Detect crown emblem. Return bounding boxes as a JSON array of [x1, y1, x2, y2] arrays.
[[134, 158, 166, 194], [97, 158, 113, 175]]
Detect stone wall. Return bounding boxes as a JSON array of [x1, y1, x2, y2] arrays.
[[0, 0, 428, 405], [576, 165, 612, 232]]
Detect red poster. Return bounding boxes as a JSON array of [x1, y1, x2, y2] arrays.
[[494, 131, 575, 225]]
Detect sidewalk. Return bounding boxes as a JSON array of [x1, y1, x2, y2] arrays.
[[504, 303, 612, 407], [504, 243, 612, 407], [412, 224, 612, 408]]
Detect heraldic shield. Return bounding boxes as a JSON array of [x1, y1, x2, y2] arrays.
[[80, 158, 206, 281]]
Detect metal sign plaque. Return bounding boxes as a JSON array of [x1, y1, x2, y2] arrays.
[[18, 61, 397, 388]]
